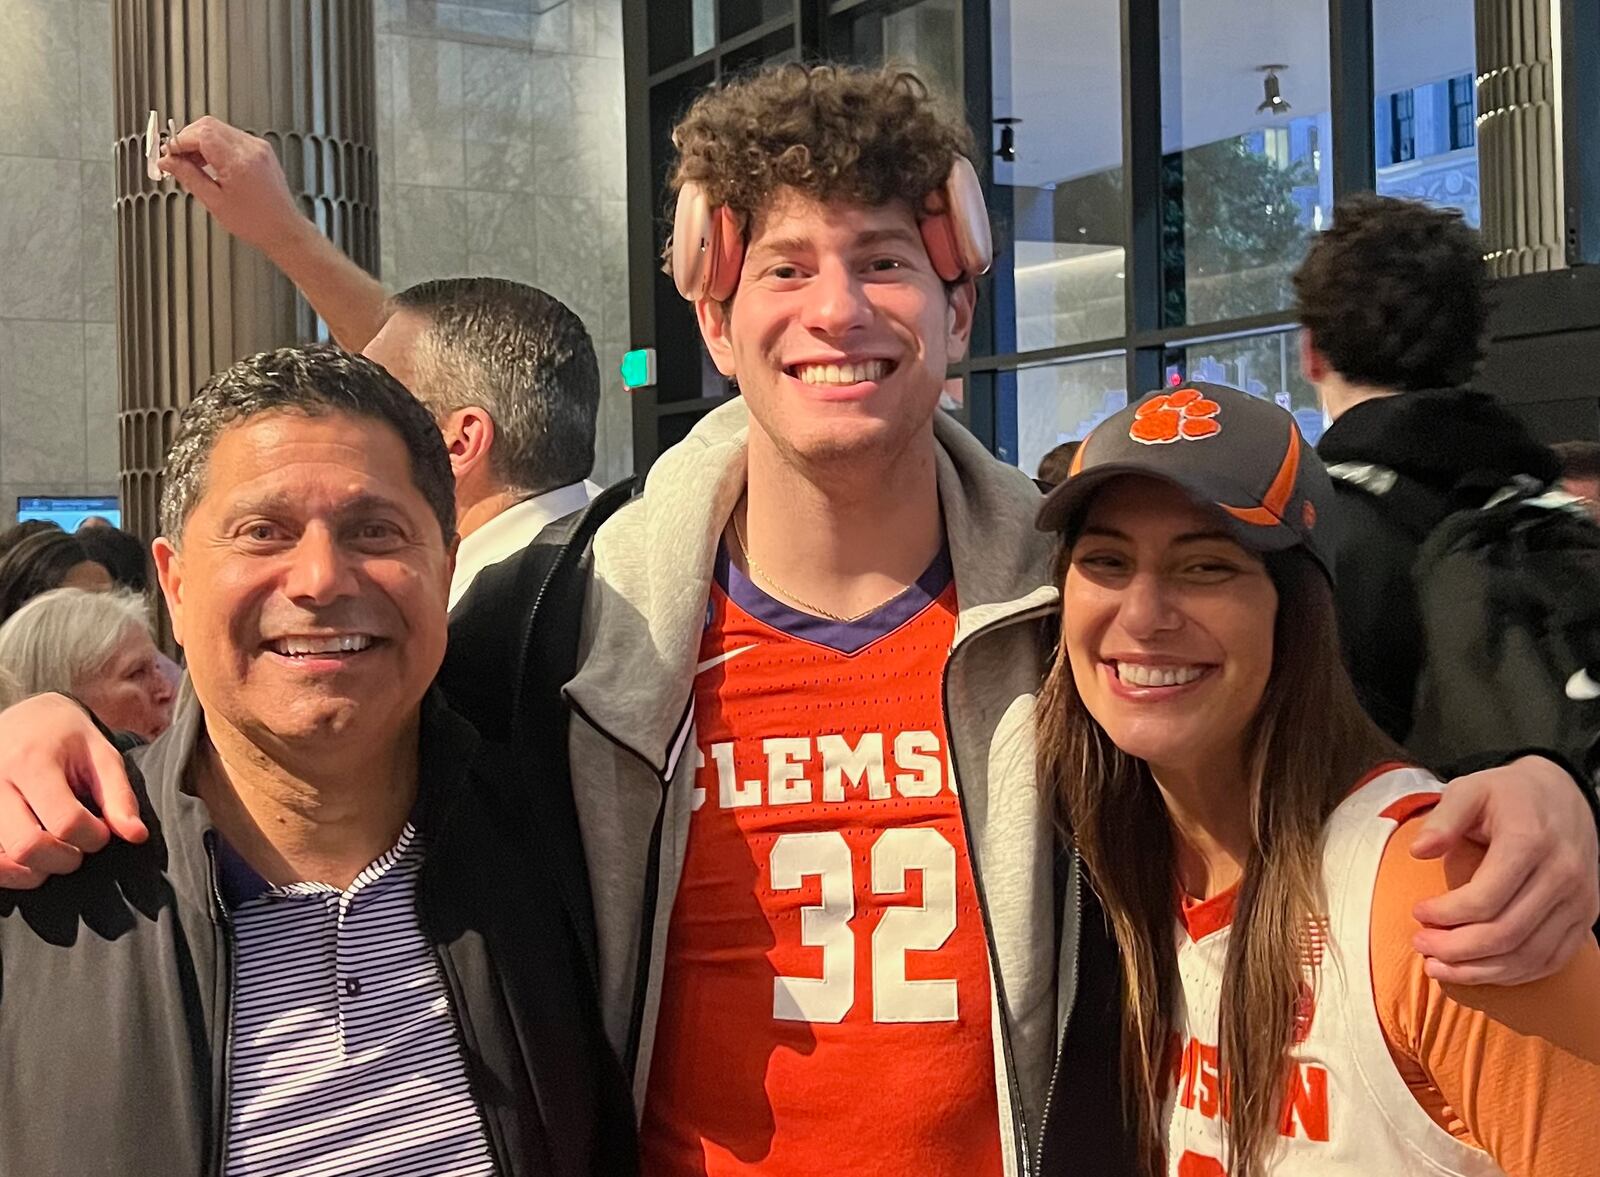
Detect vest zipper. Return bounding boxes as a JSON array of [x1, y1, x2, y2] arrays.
[[520, 532, 608, 1007], [203, 834, 238, 1177], [430, 941, 514, 1176], [565, 685, 694, 1084], [512, 525, 577, 725], [519, 483, 636, 1005], [623, 785, 672, 1078], [1033, 852, 1083, 1173], [940, 601, 1060, 1177]]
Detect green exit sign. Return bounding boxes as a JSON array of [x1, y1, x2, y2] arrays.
[[620, 347, 657, 390]]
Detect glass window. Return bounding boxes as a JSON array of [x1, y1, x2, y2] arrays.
[[1165, 329, 1324, 442], [1011, 354, 1129, 477], [884, 0, 960, 96], [1390, 90, 1416, 163], [842, 0, 961, 98], [647, 0, 718, 71], [694, 0, 715, 55], [718, 0, 789, 42], [1449, 75, 1476, 149], [1159, 0, 1331, 327], [1374, 0, 1480, 226], [990, 0, 1125, 357]]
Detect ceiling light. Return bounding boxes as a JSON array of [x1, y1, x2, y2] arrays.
[[994, 117, 1022, 163], [1256, 65, 1291, 116]]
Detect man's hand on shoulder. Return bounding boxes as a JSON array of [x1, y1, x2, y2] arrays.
[[1409, 755, 1599, 985], [0, 694, 142, 889]]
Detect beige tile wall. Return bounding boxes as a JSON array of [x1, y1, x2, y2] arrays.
[[0, 0, 118, 524], [378, 0, 633, 484], [0, 0, 631, 526]]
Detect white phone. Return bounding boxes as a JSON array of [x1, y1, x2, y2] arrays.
[[144, 110, 177, 182]]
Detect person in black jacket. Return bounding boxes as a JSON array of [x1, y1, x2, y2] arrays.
[[0, 346, 634, 1177], [1294, 193, 1562, 746]]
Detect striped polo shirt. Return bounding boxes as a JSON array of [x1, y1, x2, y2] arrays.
[[217, 822, 496, 1175]]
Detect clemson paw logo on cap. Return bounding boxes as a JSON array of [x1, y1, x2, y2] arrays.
[[1130, 387, 1222, 444]]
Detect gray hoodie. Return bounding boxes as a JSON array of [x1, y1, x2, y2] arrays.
[[564, 400, 1082, 1173]]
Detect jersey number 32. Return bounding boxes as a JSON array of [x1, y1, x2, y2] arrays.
[[769, 828, 959, 1024]]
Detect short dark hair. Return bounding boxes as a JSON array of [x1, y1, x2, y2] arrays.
[[1292, 194, 1488, 392], [73, 525, 150, 593], [388, 278, 599, 496], [1553, 440, 1600, 481], [0, 530, 98, 623], [0, 519, 62, 558], [160, 345, 457, 546], [1036, 440, 1081, 488]]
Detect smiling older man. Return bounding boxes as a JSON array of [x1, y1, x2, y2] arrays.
[[0, 346, 632, 1176]]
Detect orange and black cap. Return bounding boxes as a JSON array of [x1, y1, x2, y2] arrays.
[[1035, 382, 1337, 579]]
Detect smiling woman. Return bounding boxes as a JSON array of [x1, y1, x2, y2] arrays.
[[1034, 383, 1600, 1177]]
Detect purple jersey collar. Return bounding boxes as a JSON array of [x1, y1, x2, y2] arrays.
[[713, 540, 954, 656]]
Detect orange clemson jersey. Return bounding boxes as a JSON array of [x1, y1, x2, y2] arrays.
[[639, 546, 1004, 1177]]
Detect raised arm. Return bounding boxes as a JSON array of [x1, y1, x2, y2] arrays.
[[157, 116, 389, 351]]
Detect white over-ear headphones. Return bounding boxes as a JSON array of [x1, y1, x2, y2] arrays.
[[670, 156, 994, 302]]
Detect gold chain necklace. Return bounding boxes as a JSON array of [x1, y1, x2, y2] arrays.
[[731, 511, 909, 624]]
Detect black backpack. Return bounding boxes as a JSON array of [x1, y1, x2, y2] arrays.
[[1330, 463, 1600, 784]]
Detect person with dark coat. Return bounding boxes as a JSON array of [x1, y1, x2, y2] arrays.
[[1294, 194, 1562, 747], [0, 347, 635, 1176]]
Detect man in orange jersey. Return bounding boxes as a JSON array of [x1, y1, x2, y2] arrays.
[[0, 63, 1595, 1175], [556, 64, 1599, 1175]]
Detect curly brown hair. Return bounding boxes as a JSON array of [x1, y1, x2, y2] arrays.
[[667, 62, 975, 225], [1292, 194, 1488, 392]]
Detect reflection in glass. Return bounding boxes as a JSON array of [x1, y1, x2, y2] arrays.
[[1373, 0, 1480, 226], [1013, 354, 1129, 476], [1168, 330, 1324, 442], [884, 0, 960, 97], [991, 0, 1125, 354], [717, 0, 787, 43], [1159, 0, 1333, 326], [693, 0, 715, 55], [844, 0, 960, 98]]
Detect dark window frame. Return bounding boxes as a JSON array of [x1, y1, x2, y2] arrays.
[[624, 0, 1600, 474], [1449, 74, 1475, 151], [1390, 88, 1416, 163]]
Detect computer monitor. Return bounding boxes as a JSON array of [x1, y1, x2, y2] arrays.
[[16, 496, 122, 532]]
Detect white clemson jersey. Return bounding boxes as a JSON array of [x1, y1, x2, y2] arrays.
[[1163, 766, 1506, 1176]]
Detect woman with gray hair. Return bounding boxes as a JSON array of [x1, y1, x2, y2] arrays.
[[0, 588, 175, 742]]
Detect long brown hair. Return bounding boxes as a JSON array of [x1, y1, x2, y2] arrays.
[[1038, 547, 1401, 1176]]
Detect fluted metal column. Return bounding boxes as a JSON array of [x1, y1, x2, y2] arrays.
[[1476, 0, 1565, 276], [112, 0, 379, 546]]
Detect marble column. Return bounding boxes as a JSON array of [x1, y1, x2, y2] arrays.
[[1476, 0, 1565, 276], [112, 0, 379, 545]]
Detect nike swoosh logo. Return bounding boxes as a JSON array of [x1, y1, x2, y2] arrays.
[[1566, 667, 1600, 701], [697, 643, 760, 676]]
